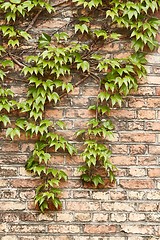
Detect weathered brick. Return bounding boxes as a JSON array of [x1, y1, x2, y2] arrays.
[[65, 109, 94, 119], [111, 156, 136, 165], [138, 109, 156, 120], [56, 212, 74, 222], [121, 224, 154, 235], [84, 224, 117, 234], [146, 121, 160, 130], [0, 202, 26, 211], [138, 203, 158, 211], [74, 213, 91, 222], [146, 213, 160, 222], [109, 109, 135, 119], [120, 179, 154, 189], [120, 132, 155, 142], [129, 145, 147, 155], [128, 121, 144, 130], [1, 236, 18, 240], [10, 224, 46, 233], [148, 168, 160, 177], [110, 191, 127, 200], [149, 145, 160, 154], [110, 213, 126, 222], [138, 156, 157, 165], [66, 201, 100, 211], [11, 179, 43, 188], [92, 213, 109, 222], [128, 191, 145, 200], [128, 97, 146, 108], [0, 166, 18, 177], [92, 191, 109, 200], [102, 202, 135, 212], [147, 76, 160, 84], [45, 109, 63, 119], [129, 168, 146, 177], [146, 191, 160, 200], [128, 213, 145, 221], [48, 224, 80, 233]]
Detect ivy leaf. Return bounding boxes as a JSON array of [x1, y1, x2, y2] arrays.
[[52, 198, 62, 209], [0, 115, 10, 127], [55, 120, 66, 130], [6, 127, 20, 140], [38, 33, 51, 48], [81, 174, 91, 182], [77, 61, 90, 72], [75, 129, 86, 137], [10, 0, 21, 3], [92, 175, 104, 187], [48, 178, 60, 187]]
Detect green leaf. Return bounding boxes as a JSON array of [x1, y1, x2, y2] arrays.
[[52, 198, 62, 209], [38, 33, 51, 48], [75, 129, 86, 137], [10, 0, 21, 3], [77, 61, 90, 72], [6, 127, 20, 140], [55, 120, 66, 130], [0, 115, 10, 127], [92, 175, 104, 187]]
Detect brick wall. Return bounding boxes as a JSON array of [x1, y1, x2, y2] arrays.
[[0, 3, 160, 240]]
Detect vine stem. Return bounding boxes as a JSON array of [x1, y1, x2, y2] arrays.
[[7, 51, 26, 68], [25, 9, 43, 32], [60, 74, 90, 99]]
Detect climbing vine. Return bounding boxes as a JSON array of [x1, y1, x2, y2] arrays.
[[0, 0, 160, 212]]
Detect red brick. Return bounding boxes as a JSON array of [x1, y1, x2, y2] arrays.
[[109, 109, 135, 119], [128, 121, 144, 130], [128, 97, 146, 108], [120, 179, 154, 189], [84, 224, 116, 234], [65, 109, 94, 119], [149, 145, 160, 154], [148, 168, 160, 177], [138, 156, 157, 165], [82, 86, 99, 96], [0, 167, 18, 177], [0, 155, 28, 165], [66, 201, 100, 211], [66, 155, 83, 165], [129, 145, 147, 155], [147, 98, 160, 107], [11, 179, 43, 188], [111, 156, 136, 165], [155, 86, 160, 95], [0, 202, 26, 211], [0, 213, 19, 222], [45, 109, 63, 119], [138, 203, 158, 211], [137, 110, 155, 119], [120, 132, 155, 142], [2, 143, 20, 152], [71, 97, 89, 106], [111, 145, 128, 154], [145, 121, 160, 130]]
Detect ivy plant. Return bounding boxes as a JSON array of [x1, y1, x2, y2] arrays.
[[0, 0, 160, 212]]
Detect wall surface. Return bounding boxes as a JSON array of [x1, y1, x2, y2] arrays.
[[0, 2, 160, 240]]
